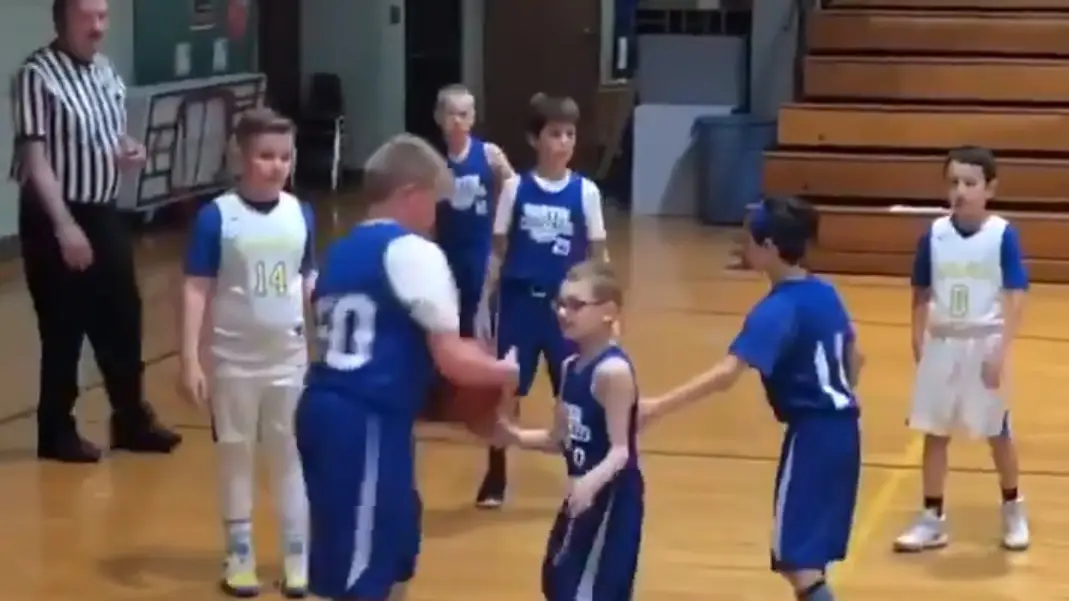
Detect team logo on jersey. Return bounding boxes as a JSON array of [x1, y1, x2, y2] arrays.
[[934, 260, 996, 281], [563, 403, 591, 444], [519, 204, 575, 244], [448, 174, 488, 214]]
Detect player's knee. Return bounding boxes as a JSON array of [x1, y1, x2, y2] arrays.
[[261, 427, 300, 469], [780, 568, 825, 591], [215, 439, 254, 480], [987, 431, 1015, 449], [923, 433, 951, 448], [215, 424, 255, 446], [386, 582, 410, 601], [261, 414, 297, 443]]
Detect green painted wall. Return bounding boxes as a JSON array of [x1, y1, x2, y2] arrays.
[[133, 0, 257, 85]]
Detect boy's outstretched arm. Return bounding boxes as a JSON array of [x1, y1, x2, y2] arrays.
[[638, 296, 795, 427]]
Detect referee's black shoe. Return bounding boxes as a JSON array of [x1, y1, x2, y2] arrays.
[[37, 433, 102, 463], [111, 421, 182, 453]]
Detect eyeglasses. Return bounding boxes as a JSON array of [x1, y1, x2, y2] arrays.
[[553, 296, 602, 312]]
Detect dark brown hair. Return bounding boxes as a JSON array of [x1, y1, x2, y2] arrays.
[[52, 0, 65, 30], [233, 108, 295, 147], [945, 145, 997, 183], [526, 93, 580, 137]]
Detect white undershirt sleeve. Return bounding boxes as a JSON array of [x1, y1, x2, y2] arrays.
[[581, 178, 607, 241], [384, 235, 460, 332], [492, 175, 520, 236]]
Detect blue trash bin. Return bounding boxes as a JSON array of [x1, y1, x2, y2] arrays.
[[693, 114, 777, 225]]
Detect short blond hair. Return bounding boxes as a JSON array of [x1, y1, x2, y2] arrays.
[[565, 260, 624, 306], [361, 133, 452, 202], [436, 83, 475, 112]]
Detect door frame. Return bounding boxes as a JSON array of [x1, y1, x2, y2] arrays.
[[481, 0, 602, 170]]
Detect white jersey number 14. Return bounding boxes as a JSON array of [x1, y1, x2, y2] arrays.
[[253, 260, 288, 296]]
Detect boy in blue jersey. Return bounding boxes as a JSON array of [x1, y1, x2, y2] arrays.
[[474, 92, 610, 508], [296, 133, 519, 601], [434, 84, 514, 338], [180, 109, 315, 597], [894, 146, 1030, 553], [640, 197, 862, 601], [496, 260, 643, 601]]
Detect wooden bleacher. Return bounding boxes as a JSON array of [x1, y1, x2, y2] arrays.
[[765, 0, 1069, 282]]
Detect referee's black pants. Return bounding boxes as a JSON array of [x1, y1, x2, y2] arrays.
[[19, 189, 155, 442]]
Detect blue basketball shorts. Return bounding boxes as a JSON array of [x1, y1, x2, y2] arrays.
[[496, 280, 576, 397], [295, 390, 421, 601], [542, 472, 644, 601], [770, 414, 861, 572], [445, 249, 489, 337]]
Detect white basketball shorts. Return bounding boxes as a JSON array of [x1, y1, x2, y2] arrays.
[[211, 370, 306, 444], [211, 337, 308, 445], [909, 331, 1008, 439]]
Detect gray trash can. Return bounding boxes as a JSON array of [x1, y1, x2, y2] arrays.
[[693, 114, 777, 225]]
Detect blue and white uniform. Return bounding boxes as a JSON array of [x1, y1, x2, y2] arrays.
[[296, 220, 459, 601], [492, 171, 606, 395], [729, 273, 862, 572], [436, 136, 495, 336], [543, 347, 643, 601]]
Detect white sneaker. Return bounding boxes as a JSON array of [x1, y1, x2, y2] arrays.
[[220, 552, 261, 597], [893, 509, 949, 552], [1001, 498, 1030, 551]]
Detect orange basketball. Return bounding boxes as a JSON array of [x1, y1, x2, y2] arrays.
[[430, 378, 503, 436]]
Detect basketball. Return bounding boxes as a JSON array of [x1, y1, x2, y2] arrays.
[[429, 378, 502, 435]]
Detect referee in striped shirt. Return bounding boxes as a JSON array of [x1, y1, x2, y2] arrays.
[[11, 0, 180, 463]]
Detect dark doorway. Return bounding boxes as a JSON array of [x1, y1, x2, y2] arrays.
[[404, 0, 463, 142], [483, 0, 601, 171], [257, 0, 302, 118]]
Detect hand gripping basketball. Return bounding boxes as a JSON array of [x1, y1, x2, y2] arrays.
[[427, 345, 517, 435]]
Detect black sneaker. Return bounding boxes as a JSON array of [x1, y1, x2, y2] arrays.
[[37, 432, 102, 463], [111, 422, 183, 453], [475, 447, 507, 509]]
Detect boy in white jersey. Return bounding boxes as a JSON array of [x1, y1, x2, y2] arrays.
[[894, 146, 1030, 553], [181, 109, 315, 597]]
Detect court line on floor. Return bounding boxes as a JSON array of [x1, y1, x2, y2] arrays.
[[831, 433, 925, 587], [144, 423, 1069, 480], [0, 350, 177, 429]]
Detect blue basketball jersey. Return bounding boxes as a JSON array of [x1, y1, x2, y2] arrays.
[[559, 345, 640, 477], [729, 276, 859, 423], [305, 221, 433, 417], [502, 172, 588, 292], [437, 137, 494, 257]]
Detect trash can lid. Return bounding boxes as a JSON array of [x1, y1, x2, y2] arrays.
[[693, 114, 776, 128]]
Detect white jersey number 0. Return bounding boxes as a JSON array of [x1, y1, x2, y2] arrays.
[[316, 294, 377, 370]]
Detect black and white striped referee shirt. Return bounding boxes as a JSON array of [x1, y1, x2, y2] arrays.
[[10, 43, 127, 204]]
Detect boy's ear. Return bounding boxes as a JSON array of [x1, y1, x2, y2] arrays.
[[985, 177, 998, 199], [526, 132, 538, 148]]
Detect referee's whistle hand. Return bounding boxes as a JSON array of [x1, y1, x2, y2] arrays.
[[56, 222, 94, 271], [115, 137, 146, 169]]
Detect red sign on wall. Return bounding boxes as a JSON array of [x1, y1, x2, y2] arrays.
[[227, 0, 248, 39]]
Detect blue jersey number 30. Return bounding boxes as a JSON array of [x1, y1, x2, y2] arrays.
[[315, 294, 377, 370]]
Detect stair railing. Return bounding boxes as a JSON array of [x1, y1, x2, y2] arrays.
[[792, 0, 821, 100], [745, 0, 817, 117]]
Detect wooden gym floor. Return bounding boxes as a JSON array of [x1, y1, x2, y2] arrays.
[[1, 199, 1068, 601]]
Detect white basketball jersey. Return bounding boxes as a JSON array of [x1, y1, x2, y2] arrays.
[[211, 192, 308, 370], [928, 215, 1006, 329]]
